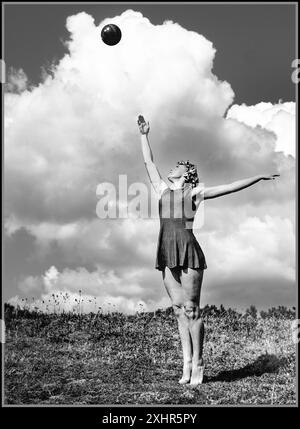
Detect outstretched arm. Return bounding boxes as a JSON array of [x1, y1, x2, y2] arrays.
[[191, 174, 280, 200], [137, 116, 168, 196]]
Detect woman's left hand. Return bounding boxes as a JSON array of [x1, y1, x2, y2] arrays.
[[261, 174, 280, 181]]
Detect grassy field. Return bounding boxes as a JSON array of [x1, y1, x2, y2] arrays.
[[4, 305, 296, 405]]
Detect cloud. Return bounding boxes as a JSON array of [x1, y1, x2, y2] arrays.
[[9, 291, 170, 315], [206, 215, 294, 279], [4, 9, 295, 312], [5, 67, 29, 93], [226, 101, 295, 157], [9, 265, 170, 314], [18, 275, 44, 294]]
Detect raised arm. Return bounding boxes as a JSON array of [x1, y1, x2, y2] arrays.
[[191, 174, 280, 200], [137, 115, 168, 196]]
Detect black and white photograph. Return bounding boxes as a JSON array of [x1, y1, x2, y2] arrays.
[[2, 1, 297, 411]]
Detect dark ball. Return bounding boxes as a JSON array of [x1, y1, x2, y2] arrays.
[[101, 24, 122, 46]]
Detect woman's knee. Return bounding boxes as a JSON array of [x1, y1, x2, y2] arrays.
[[183, 301, 201, 321], [172, 303, 184, 317]]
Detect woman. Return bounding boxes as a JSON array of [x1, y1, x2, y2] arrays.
[[137, 115, 279, 386]]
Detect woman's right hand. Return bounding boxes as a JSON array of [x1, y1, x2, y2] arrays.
[[261, 173, 280, 181], [137, 115, 150, 135]]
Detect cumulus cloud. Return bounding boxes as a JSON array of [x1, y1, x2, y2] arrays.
[[4, 9, 295, 312], [10, 265, 170, 314], [226, 101, 295, 157], [5, 67, 29, 93]]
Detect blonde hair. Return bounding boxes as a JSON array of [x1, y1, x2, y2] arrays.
[[177, 160, 199, 188]]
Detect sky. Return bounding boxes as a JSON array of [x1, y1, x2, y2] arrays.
[[3, 3, 297, 314]]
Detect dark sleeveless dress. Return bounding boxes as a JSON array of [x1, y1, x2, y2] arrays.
[[155, 184, 207, 271]]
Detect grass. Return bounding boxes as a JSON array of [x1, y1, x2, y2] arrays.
[[4, 305, 296, 405]]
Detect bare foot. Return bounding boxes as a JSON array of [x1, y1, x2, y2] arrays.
[[190, 363, 205, 386], [178, 362, 192, 384]]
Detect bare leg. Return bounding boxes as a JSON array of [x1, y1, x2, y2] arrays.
[[174, 304, 193, 384], [181, 268, 205, 386], [162, 267, 192, 384]]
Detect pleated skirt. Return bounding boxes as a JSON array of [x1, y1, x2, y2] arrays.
[[155, 220, 207, 271]]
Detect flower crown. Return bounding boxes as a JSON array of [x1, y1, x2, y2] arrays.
[[177, 160, 199, 188]]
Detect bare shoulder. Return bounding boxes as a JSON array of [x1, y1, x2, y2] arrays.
[[158, 181, 169, 198], [191, 184, 205, 199]]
